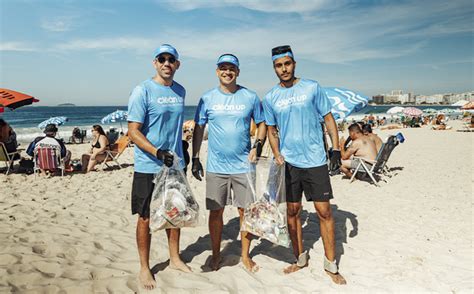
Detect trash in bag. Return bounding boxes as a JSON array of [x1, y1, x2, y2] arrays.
[[241, 159, 290, 247], [150, 157, 202, 231]]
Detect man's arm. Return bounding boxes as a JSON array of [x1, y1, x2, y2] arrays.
[[267, 125, 284, 165], [324, 112, 339, 150], [192, 124, 205, 158], [248, 122, 267, 161], [341, 141, 358, 160], [127, 121, 158, 156]]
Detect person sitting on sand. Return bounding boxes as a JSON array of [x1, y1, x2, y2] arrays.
[[81, 125, 109, 172], [26, 124, 71, 174], [339, 123, 378, 178], [362, 124, 383, 153], [0, 118, 19, 155]]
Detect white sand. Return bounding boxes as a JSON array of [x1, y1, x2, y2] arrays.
[[1, 121, 472, 293]]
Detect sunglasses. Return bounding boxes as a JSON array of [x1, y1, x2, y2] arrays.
[[157, 55, 176, 64]]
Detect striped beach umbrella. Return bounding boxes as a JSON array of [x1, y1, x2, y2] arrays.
[[101, 110, 128, 131], [38, 116, 68, 129], [403, 107, 423, 117], [324, 87, 369, 120]]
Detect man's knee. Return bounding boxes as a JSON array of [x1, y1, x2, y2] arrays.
[[137, 216, 150, 226], [287, 203, 302, 217], [315, 203, 333, 221], [209, 208, 224, 219]]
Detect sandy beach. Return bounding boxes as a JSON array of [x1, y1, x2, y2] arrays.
[[1, 121, 472, 293]]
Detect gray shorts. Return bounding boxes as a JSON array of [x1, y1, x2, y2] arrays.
[[206, 172, 254, 210], [351, 159, 373, 170]]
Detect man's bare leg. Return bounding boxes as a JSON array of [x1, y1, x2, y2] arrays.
[[314, 201, 346, 285], [136, 217, 156, 290], [340, 160, 353, 177], [238, 208, 258, 272], [166, 228, 191, 272], [284, 202, 306, 274], [209, 208, 224, 270]]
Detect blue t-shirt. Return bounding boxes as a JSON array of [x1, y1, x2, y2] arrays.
[[194, 86, 264, 174], [262, 79, 332, 168], [127, 78, 185, 174]]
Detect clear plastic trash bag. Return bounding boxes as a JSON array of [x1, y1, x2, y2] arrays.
[[150, 157, 203, 231], [241, 159, 290, 247]]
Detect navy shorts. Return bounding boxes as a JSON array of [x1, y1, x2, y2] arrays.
[[285, 163, 333, 203]]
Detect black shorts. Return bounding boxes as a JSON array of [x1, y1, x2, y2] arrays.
[[285, 163, 333, 203], [131, 172, 155, 218]]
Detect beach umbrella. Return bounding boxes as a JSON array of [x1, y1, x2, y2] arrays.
[[101, 110, 128, 131], [387, 106, 405, 114], [38, 116, 68, 129], [423, 108, 437, 114], [323, 87, 369, 120], [451, 100, 469, 107], [461, 101, 474, 110], [0, 88, 40, 112], [403, 107, 423, 117]]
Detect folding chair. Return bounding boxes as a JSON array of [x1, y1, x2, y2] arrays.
[[0, 142, 21, 175], [34, 147, 65, 178], [350, 135, 401, 186], [101, 135, 130, 170]]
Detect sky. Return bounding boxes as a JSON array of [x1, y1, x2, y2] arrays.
[[0, 0, 473, 106]]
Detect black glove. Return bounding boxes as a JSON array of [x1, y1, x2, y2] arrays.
[[253, 139, 263, 158], [329, 150, 341, 173], [156, 149, 174, 167], [191, 158, 204, 181]]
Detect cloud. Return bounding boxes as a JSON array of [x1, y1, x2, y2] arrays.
[[41, 16, 77, 32], [160, 0, 339, 14], [54, 37, 155, 54], [0, 42, 36, 52]]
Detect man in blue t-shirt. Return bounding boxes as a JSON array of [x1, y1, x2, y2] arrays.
[[127, 44, 189, 290], [263, 45, 346, 284], [192, 54, 266, 272]]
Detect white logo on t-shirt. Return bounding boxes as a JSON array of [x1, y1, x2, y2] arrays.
[[275, 94, 308, 108], [212, 104, 246, 112], [156, 96, 184, 105]]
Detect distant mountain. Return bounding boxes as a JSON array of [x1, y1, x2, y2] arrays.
[[57, 103, 76, 107]]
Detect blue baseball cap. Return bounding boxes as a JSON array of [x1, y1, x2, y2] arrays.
[[153, 44, 179, 60], [216, 54, 239, 68]]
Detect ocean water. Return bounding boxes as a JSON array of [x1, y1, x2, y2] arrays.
[[1, 106, 197, 143], [0, 104, 462, 143]]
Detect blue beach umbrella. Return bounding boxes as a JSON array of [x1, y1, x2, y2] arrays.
[[101, 110, 128, 131], [38, 116, 68, 129], [324, 87, 369, 120]]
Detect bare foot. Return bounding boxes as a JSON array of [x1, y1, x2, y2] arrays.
[[283, 263, 307, 274], [209, 255, 222, 271], [138, 268, 156, 290], [242, 257, 259, 273], [326, 270, 347, 285], [169, 259, 192, 273]]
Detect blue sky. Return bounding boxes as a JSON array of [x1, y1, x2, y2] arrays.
[[1, 0, 472, 106]]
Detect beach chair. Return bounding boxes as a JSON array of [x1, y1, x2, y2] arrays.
[[100, 135, 130, 170], [0, 142, 21, 175], [350, 134, 402, 186], [33, 147, 65, 178]]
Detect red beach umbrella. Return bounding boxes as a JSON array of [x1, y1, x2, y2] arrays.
[[0, 88, 40, 110], [403, 107, 423, 117]]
